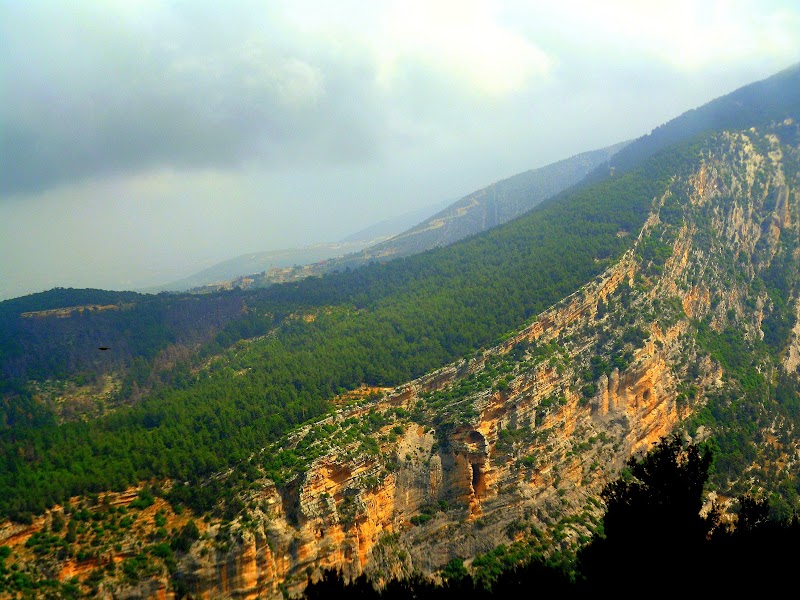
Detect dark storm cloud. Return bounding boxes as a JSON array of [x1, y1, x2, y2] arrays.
[[0, 1, 386, 196]]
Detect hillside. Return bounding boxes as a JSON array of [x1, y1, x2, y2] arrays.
[[0, 64, 799, 599], [163, 121, 800, 598]]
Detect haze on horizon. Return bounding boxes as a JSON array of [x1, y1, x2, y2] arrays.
[[2, 0, 799, 301]]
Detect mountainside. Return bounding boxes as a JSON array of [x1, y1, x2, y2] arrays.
[[1, 65, 800, 599], [328, 141, 629, 269], [226, 142, 628, 291], [166, 121, 800, 598]]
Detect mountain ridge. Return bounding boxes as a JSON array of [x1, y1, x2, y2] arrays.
[[589, 61, 800, 181], [166, 141, 630, 294], [326, 140, 630, 271]]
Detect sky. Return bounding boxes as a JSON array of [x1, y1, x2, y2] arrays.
[[1, 0, 799, 300]]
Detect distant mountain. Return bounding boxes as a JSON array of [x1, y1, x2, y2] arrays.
[[339, 199, 454, 243], [141, 242, 377, 293], [232, 141, 629, 289], [164, 142, 628, 296], [144, 202, 450, 293], [327, 141, 629, 270]]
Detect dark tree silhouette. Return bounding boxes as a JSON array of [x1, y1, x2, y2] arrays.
[[303, 570, 378, 600], [706, 494, 800, 594], [576, 434, 715, 591]]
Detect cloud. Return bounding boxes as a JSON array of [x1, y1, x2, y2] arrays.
[[0, 0, 565, 198], [0, 1, 389, 196], [509, 0, 800, 72], [2, 0, 798, 201], [372, 0, 553, 96]]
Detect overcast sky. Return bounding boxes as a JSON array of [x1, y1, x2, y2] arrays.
[[1, 0, 799, 299]]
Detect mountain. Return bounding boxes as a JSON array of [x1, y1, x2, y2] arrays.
[[338, 199, 454, 244], [141, 242, 377, 294], [0, 63, 799, 599], [327, 141, 629, 270], [142, 202, 452, 294], [233, 141, 629, 290]]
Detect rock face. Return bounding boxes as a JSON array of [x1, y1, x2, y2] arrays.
[[2, 125, 798, 600]]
